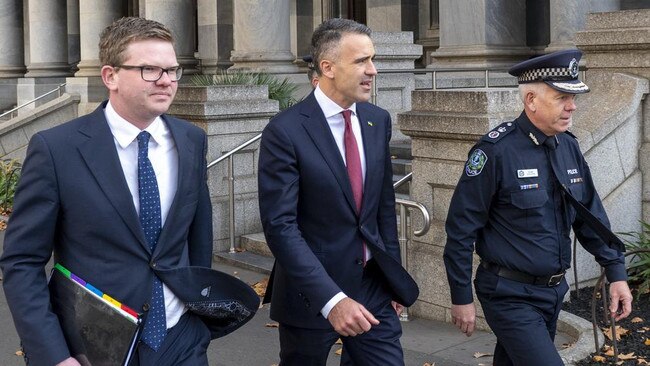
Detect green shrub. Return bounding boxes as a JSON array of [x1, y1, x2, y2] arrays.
[[0, 159, 21, 213], [620, 221, 650, 297], [190, 72, 299, 111]]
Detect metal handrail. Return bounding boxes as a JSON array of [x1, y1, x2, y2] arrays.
[[393, 172, 431, 321], [0, 83, 66, 120], [206, 133, 262, 253]]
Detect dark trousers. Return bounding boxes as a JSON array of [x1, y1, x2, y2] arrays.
[[278, 261, 404, 366], [474, 266, 568, 366], [129, 311, 211, 366]]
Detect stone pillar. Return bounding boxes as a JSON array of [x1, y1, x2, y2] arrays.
[[168, 85, 279, 252], [417, 0, 440, 67], [546, 0, 619, 52], [230, 0, 299, 73], [372, 32, 422, 143], [0, 0, 25, 78], [141, 0, 199, 74], [0, 0, 25, 111], [68, 0, 80, 71], [430, 0, 530, 69], [398, 88, 522, 327], [25, 0, 71, 77], [75, 0, 123, 77], [367, 0, 402, 31], [197, 0, 234, 73]]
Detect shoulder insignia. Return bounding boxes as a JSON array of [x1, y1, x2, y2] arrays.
[[465, 148, 488, 177], [481, 121, 515, 144]]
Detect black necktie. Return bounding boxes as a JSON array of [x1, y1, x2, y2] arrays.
[[544, 136, 625, 252]]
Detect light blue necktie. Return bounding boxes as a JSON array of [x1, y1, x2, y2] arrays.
[[137, 131, 166, 351]]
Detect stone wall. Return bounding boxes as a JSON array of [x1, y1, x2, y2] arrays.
[[169, 85, 278, 253]]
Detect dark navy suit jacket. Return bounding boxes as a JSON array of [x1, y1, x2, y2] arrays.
[[258, 92, 418, 329], [0, 102, 213, 365]]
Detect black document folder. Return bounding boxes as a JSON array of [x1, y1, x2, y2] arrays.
[[49, 263, 142, 366]]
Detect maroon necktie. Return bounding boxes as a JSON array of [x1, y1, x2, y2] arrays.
[[342, 110, 367, 264]]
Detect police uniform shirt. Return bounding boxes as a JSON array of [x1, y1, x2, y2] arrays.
[[443, 111, 627, 305]]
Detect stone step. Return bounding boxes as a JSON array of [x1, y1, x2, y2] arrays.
[[240, 232, 272, 256], [585, 8, 650, 30], [213, 250, 273, 275], [390, 142, 412, 160]]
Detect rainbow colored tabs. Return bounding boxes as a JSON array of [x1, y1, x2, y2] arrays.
[[53, 263, 140, 324]]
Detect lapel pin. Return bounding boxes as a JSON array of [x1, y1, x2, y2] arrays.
[[367, 121, 373, 127]]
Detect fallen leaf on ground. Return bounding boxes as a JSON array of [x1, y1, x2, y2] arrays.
[[335, 348, 342, 356], [473, 352, 492, 358], [335, 338, 342, 344], [604, 348, 615, 356], [593, 355, 607, 362], [645, 338, 650, 346], [616, 361, 624, 365], [561, 342, 575, 349], [15, 350, 23, 356], [264, 322, 279, 328], [423, 363, 435, 366], [632, 317, 644, 323], [618, 352, 636, 360], [603, 325, 630, 341], [251, 278, 269, 297], [638, 358, 648, 365]]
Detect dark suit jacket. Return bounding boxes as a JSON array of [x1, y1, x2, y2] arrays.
[[0, 102, 256, 365], [258, 92, 419, 329]]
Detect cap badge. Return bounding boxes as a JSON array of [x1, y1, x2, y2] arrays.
[[569, 58, 579, 78]]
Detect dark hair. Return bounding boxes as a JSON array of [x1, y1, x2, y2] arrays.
[[99, 17, 174, 67], [310, 18, 371, 75]]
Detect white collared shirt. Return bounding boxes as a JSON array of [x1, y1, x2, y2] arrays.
[[313, 86, 372, 319], [104, 101, 185, 329]]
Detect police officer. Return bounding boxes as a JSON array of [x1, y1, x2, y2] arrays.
[[443, 49, 633, 366]]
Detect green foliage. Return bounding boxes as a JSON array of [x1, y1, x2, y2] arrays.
[[0, 159, 21, 213], [619, 221, 650, 297], [190, 72, 299, 111]]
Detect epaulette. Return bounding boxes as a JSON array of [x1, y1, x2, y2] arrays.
[[480, 121, 516, 144], [564, 130, 578, 140]]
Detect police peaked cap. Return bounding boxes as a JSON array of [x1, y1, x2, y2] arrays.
[[508, 49, 589, 94]]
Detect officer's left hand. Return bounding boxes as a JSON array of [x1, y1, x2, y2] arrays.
[[609, 281, 633, 321]]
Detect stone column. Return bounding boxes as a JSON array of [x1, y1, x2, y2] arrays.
[[75, 0, 123, 77], [546, 0, 618, 52], [366, 0, 402, 31], [197, 0, 234, 73], [141, 0, 199, 74], [0, 0, 25, 110], [25, 0, 71, 77], [430, 0, 530, 69], [68, 0, 80, 71], [230, 0, 299, 73]]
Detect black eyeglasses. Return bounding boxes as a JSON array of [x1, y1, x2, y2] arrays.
[[116, 65, 183, 82]]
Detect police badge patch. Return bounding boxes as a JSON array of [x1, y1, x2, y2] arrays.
[[466, 149, 488, 176]]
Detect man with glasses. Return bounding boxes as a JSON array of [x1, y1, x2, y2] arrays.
[[1, 17, 223, 366]]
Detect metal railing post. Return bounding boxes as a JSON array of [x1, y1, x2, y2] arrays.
[[228, 156, 236, 253], [398, 203, 409, 321]]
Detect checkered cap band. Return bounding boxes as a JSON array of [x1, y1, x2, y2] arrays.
[[518, 67, 575, 83]]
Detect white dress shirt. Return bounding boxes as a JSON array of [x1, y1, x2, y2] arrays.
[[313, 86, 373, 319], [104, 101, 185, 329]]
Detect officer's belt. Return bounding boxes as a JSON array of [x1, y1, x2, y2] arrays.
[[480, 261, 565, 287]]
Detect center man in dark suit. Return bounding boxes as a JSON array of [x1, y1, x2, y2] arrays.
[[258, 18, 419, 365]]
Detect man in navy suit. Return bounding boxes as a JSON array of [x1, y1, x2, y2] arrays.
[[258, 18, 419, 365], [1, 17, 230, 366]]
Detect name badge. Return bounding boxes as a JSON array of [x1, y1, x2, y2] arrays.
[[517, 169, 538, 178]]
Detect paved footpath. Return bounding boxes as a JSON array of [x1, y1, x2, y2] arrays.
[[0, 231, 572, 365]]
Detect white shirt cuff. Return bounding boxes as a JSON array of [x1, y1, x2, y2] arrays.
[[321, 292, 347, 319]]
